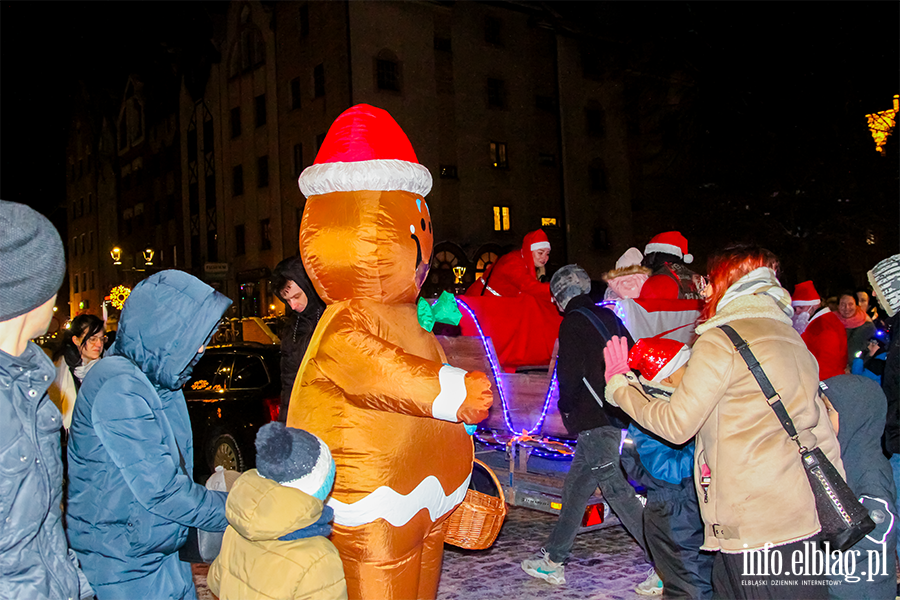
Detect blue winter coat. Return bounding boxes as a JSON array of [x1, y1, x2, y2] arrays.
[[66, 271, 231, 600], [0, 343, 84, 600]]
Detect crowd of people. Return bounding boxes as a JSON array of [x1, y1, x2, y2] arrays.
[[2, 192, 898, 600]]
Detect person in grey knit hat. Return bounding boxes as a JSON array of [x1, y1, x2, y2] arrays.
[[0, 200, 93, 600]]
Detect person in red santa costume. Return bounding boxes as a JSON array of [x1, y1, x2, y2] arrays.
[[642, 231, 702, 300], [289, 104, 493, 600], [466, 229, 552, 302], [792, 280, 848, 380]]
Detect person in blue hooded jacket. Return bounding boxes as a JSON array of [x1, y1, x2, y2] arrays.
[[66, 270, 232, 600]]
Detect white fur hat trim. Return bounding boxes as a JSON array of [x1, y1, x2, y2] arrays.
[[652, 345, 691, 383], [644, 242, 693, 264], [298, 159, 433, 198], [530, 241, 551, 251]]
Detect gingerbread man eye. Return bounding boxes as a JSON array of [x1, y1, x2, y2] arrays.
[[420, 218, 426, 231]]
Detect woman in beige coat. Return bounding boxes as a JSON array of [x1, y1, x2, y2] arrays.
[[604, 245, 841, 600]]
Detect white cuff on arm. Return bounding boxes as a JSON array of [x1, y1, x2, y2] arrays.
[[432, 365, 467, 422]]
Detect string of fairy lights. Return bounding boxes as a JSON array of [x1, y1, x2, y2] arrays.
[[455, 298, 575, 459]]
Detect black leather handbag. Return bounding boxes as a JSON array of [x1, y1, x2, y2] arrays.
[[719, 325, 875, 552]]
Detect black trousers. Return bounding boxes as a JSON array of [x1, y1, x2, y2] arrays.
[[712, 536, 827, 600]]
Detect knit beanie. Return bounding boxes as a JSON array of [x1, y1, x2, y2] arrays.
[[255, 422, 335, 501], [0, 200, 65, 321], [550, 264, 591, 310]]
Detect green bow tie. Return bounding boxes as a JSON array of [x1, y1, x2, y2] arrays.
[[417, 291, 462, 332]]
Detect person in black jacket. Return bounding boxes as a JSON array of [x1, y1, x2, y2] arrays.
[[271, 255, 326, 422], [522, 265, 648, 587]]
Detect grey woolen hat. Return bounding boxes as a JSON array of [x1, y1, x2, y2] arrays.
[[0, 200, 65, 322], [550, 264, 591, 311]]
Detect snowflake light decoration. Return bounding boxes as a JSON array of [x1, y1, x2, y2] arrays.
[[110, 285, 131, 310]]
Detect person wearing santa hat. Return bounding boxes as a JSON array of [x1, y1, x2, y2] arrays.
[[466, 229, 552, 303], [619, 336, 713, 599], [792, 280, 848, 381], [641, 232, 702, 300]]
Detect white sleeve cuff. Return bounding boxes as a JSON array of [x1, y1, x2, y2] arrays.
[[432, 365, 467, 422]]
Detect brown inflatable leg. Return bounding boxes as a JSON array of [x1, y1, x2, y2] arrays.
[[331, 511, 437, 600], [416, 520, 446, 600]]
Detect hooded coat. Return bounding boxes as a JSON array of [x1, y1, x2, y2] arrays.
[[208, 470, 347, 600], [272, 255, 326, 420], [822, 375, 897, 600], [66, 271, 232, 600], [466, 230, 551, 300]]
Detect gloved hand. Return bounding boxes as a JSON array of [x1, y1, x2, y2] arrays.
[[458, 371, 493, 425], [603, 335, 631, 383]]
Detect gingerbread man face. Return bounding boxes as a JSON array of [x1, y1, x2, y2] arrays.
[[300, 189, 433, 305]]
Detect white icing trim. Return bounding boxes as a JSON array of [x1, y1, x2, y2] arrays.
[[530, 241, 551, 251], [432, 365, 467, 422], [280, 439, 333, 496], [327, 473, 471, 527], [644, 242, 683, 258], [298, 159, 433, 197]]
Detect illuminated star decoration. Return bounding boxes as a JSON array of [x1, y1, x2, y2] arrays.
[[110, 285, 131, 310], [866, 95, 899, 155]]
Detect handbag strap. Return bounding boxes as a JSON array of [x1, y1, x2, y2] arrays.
[[718, 324, 806, 451]]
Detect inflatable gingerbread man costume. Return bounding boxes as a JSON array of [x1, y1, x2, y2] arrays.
[[288, 104, 493, 600]]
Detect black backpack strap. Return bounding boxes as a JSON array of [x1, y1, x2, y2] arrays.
[[718, 324, 802, 447], [572, 307, 613, 341]]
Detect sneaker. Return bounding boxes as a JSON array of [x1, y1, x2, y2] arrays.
[[521, 548, 566, 585], [635, 568, 663, 596]]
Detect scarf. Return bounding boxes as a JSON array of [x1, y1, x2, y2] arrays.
[[836, 306, 868, 329], [717, 267, 794, 319]]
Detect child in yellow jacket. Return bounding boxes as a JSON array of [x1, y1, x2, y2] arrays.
[[208, 422, 347, 600]]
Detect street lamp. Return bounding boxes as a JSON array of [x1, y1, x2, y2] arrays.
[[143, 247, 155, 266], [110, 247, 122, 265]]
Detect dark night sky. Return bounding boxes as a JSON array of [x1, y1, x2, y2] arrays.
[[1, 2, 897, 245]]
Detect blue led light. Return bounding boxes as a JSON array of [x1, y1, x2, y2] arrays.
[[456, 298, 559, 436]]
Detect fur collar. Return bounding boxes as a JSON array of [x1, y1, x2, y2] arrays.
[[696, 294, 793, 335], [602, 264, 652, 281]]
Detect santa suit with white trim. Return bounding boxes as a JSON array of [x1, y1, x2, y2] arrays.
[[287, 104, 493, 600]]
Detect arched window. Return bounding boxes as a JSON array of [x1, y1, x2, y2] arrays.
[[230, 7, 266, 78]]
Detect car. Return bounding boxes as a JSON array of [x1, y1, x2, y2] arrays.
[[183, 343, 282, 483]]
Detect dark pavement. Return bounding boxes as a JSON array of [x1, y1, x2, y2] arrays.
[[193, 505, 652, 600]]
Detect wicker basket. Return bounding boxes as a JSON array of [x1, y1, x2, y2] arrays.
[[441, 458, 508, 550]]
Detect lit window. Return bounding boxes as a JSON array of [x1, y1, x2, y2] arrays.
[[542, 217, 557, 227], [493, 206, 510, 231]]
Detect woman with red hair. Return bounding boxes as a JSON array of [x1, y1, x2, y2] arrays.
[[603, 244, 842, 599]]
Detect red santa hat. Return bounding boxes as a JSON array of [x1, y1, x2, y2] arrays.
[[524, 229, 551, 251], [791, 280, 821, 307], [644, 231, 693, 264], [628, 336, 691, 383], [297, 104, 433, 198]]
